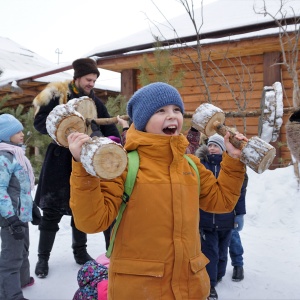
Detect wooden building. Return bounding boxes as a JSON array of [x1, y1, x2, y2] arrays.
[[86, 0, 300, 168], [0, 37, 119, 110]]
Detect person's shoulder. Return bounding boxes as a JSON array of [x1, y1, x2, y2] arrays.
[[33, 80, 70, 107], [92, 95, 106, 107], [0, 150, 13, 163], [195, 144, 209, 161]]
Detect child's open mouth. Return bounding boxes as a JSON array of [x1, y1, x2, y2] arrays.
[[163, 126, 177, 135]]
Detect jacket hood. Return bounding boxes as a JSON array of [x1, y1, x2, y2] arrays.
[[195, 144, 209, 161], [125, 124, 189, 164], [195, 144, 223, 166]]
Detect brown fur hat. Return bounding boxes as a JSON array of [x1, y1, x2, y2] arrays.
[[72, 58, 100, 79]]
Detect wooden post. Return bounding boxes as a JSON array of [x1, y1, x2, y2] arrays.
[[121, 69, 137, 99], [263, 52, 281, 86], [263, 52, 282, 169]]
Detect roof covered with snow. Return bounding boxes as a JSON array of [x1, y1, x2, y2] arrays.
[[0, 37, 72, 87], [1, 0, 299, 90], [0, 37, 118, 92], [85, 0, 300, 57]]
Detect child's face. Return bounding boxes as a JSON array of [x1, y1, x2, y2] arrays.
[[145, 104, 183, 135], [208, 143, 222, 155], [10, 131, 24, 145]]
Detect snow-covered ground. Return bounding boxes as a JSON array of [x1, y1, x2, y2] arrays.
[[13, 165, 300, 299]]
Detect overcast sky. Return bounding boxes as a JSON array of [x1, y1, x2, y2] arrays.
[[0, 0, 216, 65]]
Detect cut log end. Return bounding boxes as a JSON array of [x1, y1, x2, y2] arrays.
[[81, 138, 127, 179], [93, 144, 128, 179], [240, 136, 276, 174], [67, 97, 97, 136], [46, 107, 86, 147], [57, 116, 86, 147], [191, 103, 225, 137]]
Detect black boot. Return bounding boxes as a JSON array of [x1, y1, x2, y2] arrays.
[[208, 286, 218, 300], [72, 226, 93, 265], [35, 230, 56, 278], [232, 266, 244, 281]]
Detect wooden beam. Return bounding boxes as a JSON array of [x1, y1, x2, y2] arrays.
[[121, 69, 137, 99], [96, 35, 292, 72], [263, 52, 281, 86]]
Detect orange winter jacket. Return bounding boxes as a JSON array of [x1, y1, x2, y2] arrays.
[[70, 125, 246, 300]]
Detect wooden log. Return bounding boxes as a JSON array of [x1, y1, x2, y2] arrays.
[[67, 97, 97, 135], [191, 103, 276, 174], [46, 104, 86, 147], [46, 103, 128, 179], [81, 137, 127, 180], [191, 103, 225, 136], [240, 136, 276, 174], [213, 121, 247, 150], [86, 115, 130, 126], [67, 97, 97, 120]]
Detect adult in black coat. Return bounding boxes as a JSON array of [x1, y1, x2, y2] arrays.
[[195, 133, 247, 300], [32, 58, 120, 278]]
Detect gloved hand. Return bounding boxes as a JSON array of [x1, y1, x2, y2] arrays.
[[90, 120, 103, 138], [6, 215, 28, 240], [234, 214, 245, 232], [31, 202, 42, 225]]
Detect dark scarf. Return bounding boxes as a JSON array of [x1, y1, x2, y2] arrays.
[[68, 81, 95, 100]]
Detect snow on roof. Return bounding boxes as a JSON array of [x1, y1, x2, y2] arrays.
[[0, 37, 72, 86], [84, 0, 300, 57], [0, 37, 118, 91]]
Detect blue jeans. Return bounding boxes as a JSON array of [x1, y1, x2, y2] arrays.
[[229, 215, 244, 267]]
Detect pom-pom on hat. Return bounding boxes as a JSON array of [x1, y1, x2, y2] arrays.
[[0, 114, 24, 142], [207, 133, 226, 152], [72, 58, 100, 79], [127, 82, 185, 131]]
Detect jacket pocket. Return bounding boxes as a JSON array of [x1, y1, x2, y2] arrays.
[[189, 252, 210, 299], [110, 258, 164, 299]]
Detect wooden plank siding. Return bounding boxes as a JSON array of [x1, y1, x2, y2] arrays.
[[96, 34, 300, 168]]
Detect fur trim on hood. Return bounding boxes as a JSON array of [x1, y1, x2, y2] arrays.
[[195, 144, 209, 162], [33, 80, 71, 114]]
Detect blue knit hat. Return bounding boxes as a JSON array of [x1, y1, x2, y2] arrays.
[[0, 114, 23, 142], [127, 82, 185, 131]]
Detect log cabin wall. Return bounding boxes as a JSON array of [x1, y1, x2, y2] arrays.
[[104, 35, 300, 167], [173, 52, 298, 167]]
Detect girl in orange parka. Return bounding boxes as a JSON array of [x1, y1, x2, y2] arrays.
[[68, 82, 247, 300]]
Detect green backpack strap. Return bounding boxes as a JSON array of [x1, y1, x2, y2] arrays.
[[106, 152, 199, 258], [106, 150, 139, 258], [183, 154, 200, 196]]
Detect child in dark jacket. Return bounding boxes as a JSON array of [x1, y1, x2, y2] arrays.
[[196, 133, 247, 300], [0, 114, 36, 300]]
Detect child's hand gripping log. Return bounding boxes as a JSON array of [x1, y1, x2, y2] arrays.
[[46, 103, 127, 179], [192, 103, 276, 174]]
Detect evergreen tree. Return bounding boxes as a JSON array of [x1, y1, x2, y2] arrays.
[[105, 94, 128, 133], [105, 40, 187, 133], [138, 40, 185, 88], [138, 40, 190, 132], [20, 107, 51, 183]]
